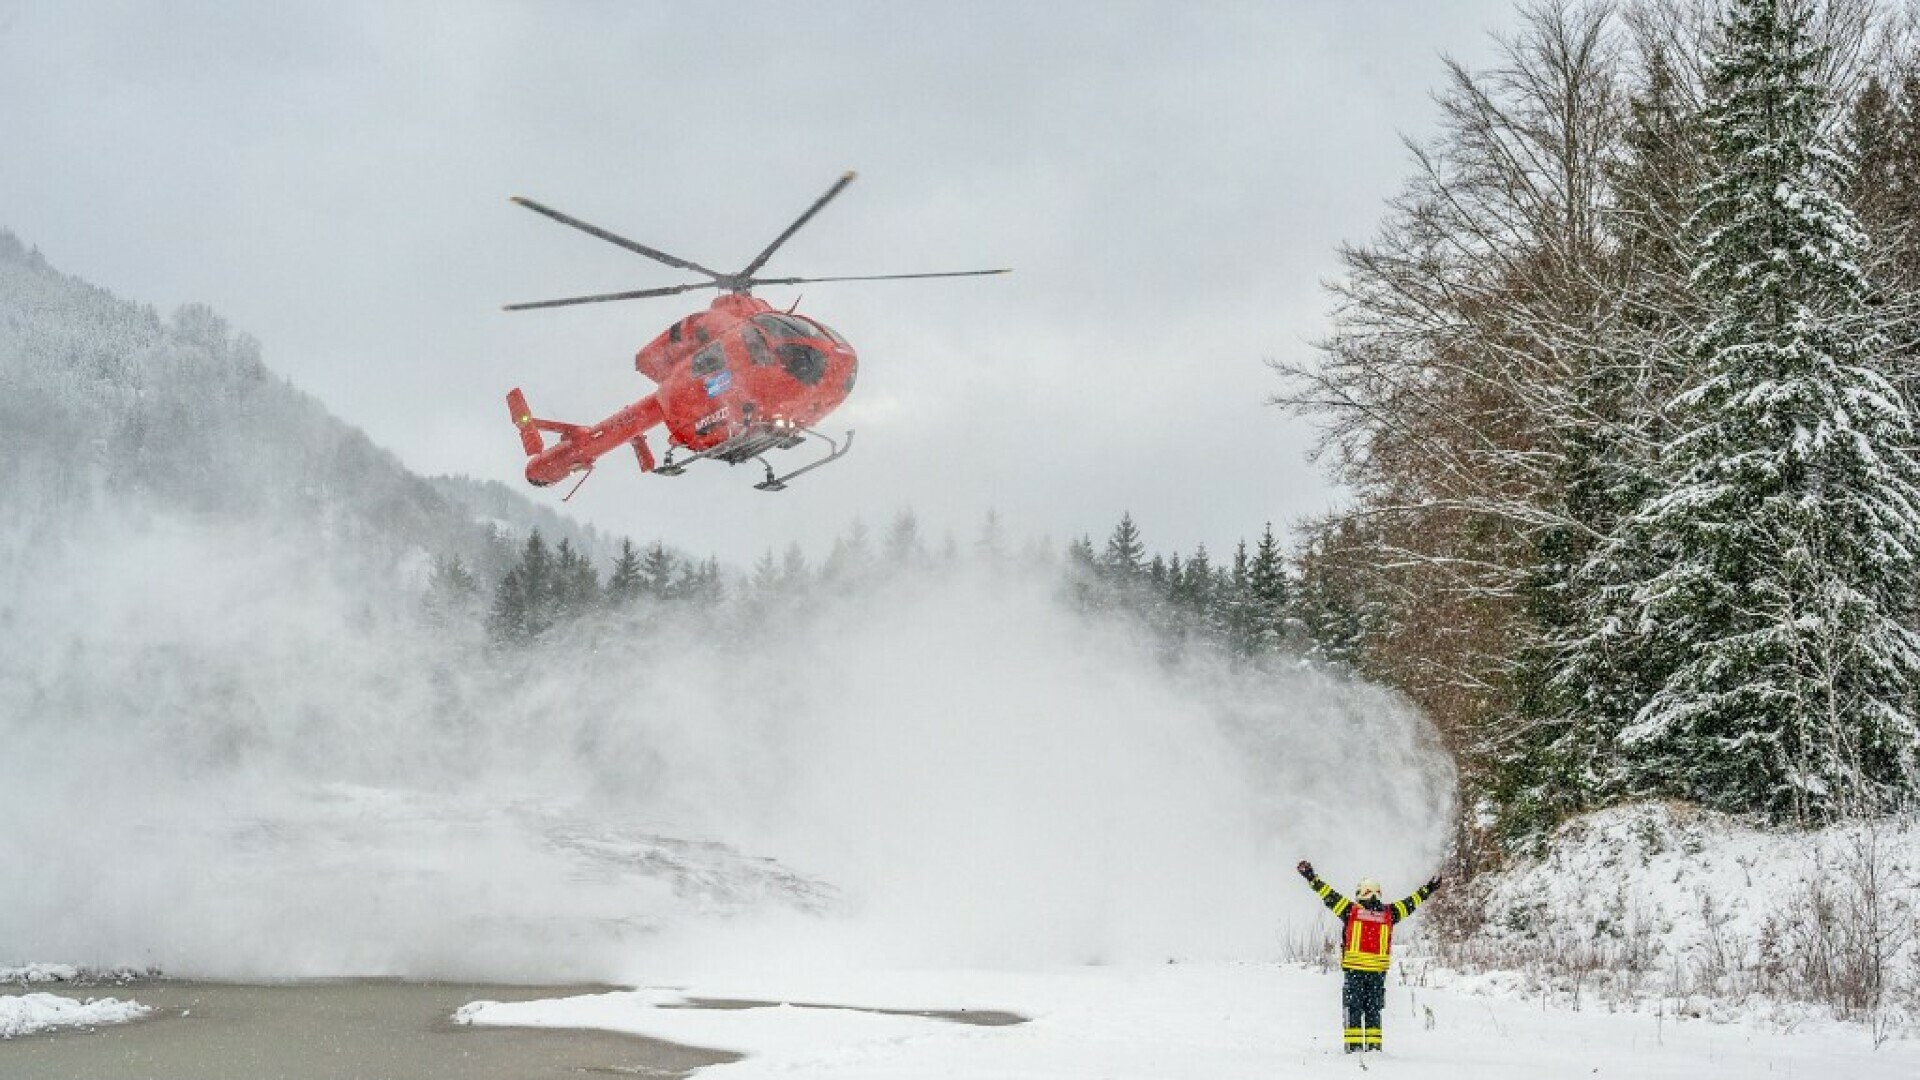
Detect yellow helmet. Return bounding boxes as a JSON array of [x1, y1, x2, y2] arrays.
[[1355, 879, 1382, 901]]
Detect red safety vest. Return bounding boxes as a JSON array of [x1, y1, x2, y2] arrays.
[[1342, 905, 1395, 972]]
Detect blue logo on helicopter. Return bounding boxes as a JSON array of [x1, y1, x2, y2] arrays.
[[704, 370, 733, 397]]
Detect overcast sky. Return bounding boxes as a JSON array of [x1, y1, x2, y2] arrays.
[[2, 1, 1520, 568]]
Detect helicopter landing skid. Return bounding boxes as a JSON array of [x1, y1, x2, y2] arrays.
[[754, 427, 853, 492], [651, 424, 853, 490]]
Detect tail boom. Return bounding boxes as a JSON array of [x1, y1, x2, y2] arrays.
[[506, 388, 665, 487]]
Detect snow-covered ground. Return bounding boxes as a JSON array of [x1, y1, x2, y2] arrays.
[[448, 802, 1920, 1077], [9, 801, 1919, 1072], [455, 961, 1919, 1078], [0, 991, 148, 1039]]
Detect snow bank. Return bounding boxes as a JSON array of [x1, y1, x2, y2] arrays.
[[1, 963, 153, 986], [0, 964, 80, 984], [1418, 802, 1920, 1031], [0, 992, 149, 1038]]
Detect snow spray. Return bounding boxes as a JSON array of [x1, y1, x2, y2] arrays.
[[0, 513, 1454, 980]]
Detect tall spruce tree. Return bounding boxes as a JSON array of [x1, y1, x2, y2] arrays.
[[1224, 539, 1253, 652], [679, 556, 725, 607], [606, 538, 644, 608], [884, 509, 927, 569], [640, 542, 678, 601], [1243, 522, 1291, 656], [552, 538, 600, 619], [423, 553, 481, 630], [1101, 512, 1146, 582], [1182, 543, 1218, 635], [1612, 0, 1920, 820], [489, 529, 555, 645], [1063, 533, 1101, 613], [1289, 516, 1377, 672], [823, 519, 875, 586]]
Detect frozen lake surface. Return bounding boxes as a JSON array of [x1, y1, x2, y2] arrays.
[[0, 980, 733, 1080]]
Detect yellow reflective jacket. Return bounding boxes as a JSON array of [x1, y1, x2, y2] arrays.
[[1304, 873, 1433, 972]]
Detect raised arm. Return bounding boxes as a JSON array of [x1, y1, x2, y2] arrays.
[[1392, 875, 1443, 921], [1296, 860, 1352, 917]]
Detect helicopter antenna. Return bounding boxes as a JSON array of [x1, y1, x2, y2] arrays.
[[503, 174, 1010, 312]]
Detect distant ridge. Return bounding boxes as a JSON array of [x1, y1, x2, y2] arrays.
[[0, 229, 611, 589]]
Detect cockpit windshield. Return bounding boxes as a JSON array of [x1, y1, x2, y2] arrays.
[[752, 313, 821, 341], [751, 314, 829, 386]]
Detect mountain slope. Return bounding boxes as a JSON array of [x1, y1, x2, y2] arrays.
[[0, 230, 604, 586]]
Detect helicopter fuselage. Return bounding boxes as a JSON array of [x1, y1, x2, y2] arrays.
[[640, 292, 859, 452], [511, 292, 857, 487]]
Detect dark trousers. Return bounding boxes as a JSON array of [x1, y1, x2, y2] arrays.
[[1341, 969, 1385, 1051]]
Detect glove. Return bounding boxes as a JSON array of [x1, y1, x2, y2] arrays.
[[1425, 875, 1443, 893], [1297, 860, 1315, 880]]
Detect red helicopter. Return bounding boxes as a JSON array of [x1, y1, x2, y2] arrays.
[[503, 171, 1008, 495]]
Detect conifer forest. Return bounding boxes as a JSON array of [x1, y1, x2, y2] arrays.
[[1275, 0, 1920, 847]]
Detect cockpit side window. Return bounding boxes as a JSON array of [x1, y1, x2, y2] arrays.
[[778, 341, 826, 386], [690, 341, 728, 377]]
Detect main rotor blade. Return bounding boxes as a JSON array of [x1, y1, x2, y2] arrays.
[[736, 171, 859, 280], [511, 196, 728, 280], [503, 281, 717, 311], [748, 268, 1013, 287]]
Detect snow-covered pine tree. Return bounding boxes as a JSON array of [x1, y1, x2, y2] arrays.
[[779, 542, 813, 595], [1101, 512, 1146, 583], [489, 529, 555, 645], [1287, 515, 1380, 673], [678, 556, 725, 607], [975, 509, 1007, 567], [1615, 0, 1920, 821], [1061, 533, 1101, 614], [606, 538, 644, 608], [1183, 543, 1218, 635], [552, 538, 600, 620], [640, 541, 678, 600], [1223, 539, 1253, 654], [883, 509, 927, 569], [823, 518, 875, 587], [1244, 522, 1291, 657], [423, 553, 482, 630]]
